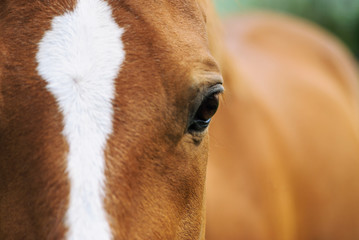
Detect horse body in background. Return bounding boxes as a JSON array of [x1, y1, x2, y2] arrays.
[[0, 1, 222, 239], [205, 8, 359, 240]]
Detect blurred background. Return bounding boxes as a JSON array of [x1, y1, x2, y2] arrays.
[[206, 1, 359, 239], [213, 0, 359, 58]]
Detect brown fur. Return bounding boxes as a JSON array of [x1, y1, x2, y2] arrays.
[[0, 0, 221, 239], [204, 7, 359, 240], [104, 1, 220, 239], [0, 1, 76, 239]]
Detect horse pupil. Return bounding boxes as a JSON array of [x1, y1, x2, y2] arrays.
[[197, 93, 219, 121]]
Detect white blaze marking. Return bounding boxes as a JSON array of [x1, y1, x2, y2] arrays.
[[36, 0, 125, 239]]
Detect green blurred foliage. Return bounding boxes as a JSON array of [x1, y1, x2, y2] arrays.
[[214, 0, 359, 57]]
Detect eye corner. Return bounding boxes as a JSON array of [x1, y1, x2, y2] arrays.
[[208, 83, 224, 97], [188, 118, 211, 133], [214, 82, 224, 91]]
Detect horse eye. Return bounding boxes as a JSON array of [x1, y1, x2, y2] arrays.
[[188, 89, 222, 132]]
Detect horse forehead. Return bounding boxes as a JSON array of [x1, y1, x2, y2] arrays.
[[122, 0, 205, 20], [121, 0, 208, 43], [111, 0, 215, 90]]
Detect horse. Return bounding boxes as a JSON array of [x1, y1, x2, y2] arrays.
[[2, 1, 359, 239], [203, 5, 359, 240], [0, 0, 223, 239]]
